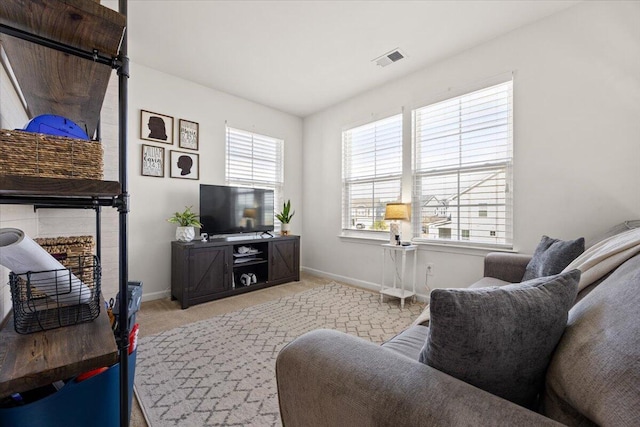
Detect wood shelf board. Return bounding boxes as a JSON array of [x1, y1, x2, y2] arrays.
[[0, 0, 126, 137], [0, 175, 121, 198], [1, 35, 112, 137], [0, 0, 126, 56], [0, 302, 118, 397]]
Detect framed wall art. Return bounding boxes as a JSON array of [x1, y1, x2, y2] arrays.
[[179, 119, 199, 150], [141, 144, 165, 177], [170, 150, 199, 180], [140, 110, 174, 144]]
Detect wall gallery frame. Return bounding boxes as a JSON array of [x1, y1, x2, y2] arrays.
[[170, 150, 199, 180], [179, 119, 199, 150], [141, 110, 174, 144], [141, 144, 165, 177]]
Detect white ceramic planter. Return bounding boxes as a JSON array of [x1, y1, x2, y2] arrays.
[[176, 226, 195, 242], [281, 223, 291, 236]]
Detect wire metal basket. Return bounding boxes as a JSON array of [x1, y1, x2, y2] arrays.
[[9, 255, 101, 334]]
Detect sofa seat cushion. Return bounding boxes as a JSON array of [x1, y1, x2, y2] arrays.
[[382, 325, 429, 360], [419, 270, 580, 409], [542, 254, 640, 426], [522, 235, 585, 281]]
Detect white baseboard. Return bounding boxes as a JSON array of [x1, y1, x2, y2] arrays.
[[301, 266, 430, 303], [142, 289, 171, 302]]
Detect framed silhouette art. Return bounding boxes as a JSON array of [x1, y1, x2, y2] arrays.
[[141, 110, 174, 144], [170, 150, 199, 180]]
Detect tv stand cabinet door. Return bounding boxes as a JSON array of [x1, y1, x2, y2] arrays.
[[187, 246, 230, 305], [269, 237, 300, 284]]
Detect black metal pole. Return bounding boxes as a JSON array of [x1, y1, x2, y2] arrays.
[[0, 23, 116, 66], [118, 1, 130, 426]]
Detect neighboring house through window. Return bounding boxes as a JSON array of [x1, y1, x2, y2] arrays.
[[342, 114, 403, 232], [412, 81, 513, 246], [226, 126, 284, 227]]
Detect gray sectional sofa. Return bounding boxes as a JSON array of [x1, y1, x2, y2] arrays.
[[276, 224, 640, 426]]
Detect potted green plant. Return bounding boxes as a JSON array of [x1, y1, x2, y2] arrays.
[[167, 206, 203, 242], [276, 199, 295, 235]]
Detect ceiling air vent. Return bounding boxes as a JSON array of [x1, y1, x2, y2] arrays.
[[373, 48, 407, 67]]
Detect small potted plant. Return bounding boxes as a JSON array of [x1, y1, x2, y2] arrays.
[[167, 206, 203, 242], [276, 199, 295, 235]]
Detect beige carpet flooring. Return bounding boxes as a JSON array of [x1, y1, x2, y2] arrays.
[[130, 273, 424, 426]]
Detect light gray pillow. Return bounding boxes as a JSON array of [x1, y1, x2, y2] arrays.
[[419, 270, 580, 408], [522, 235, 584, 281]]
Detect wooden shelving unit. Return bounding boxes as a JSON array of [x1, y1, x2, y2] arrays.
[[0, 1, 130, 425]]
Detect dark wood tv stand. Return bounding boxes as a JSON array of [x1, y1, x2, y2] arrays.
[[171, 235, 300, 309]]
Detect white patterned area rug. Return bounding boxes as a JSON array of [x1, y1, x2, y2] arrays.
[[135, 282, 423, 426]]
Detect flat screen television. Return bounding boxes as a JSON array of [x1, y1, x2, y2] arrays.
[[200, 184, 274, 235]]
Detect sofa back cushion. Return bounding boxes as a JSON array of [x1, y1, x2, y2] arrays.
[[419, 270, 580, 409], [542, 254, 640, 426], [522, 235, 585, 281]]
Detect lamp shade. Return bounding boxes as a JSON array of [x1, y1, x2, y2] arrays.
[[243, 208, 257, 219], [384, 203, 409, 221]]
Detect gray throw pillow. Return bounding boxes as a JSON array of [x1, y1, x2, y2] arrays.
[[521, 235, 585, 281], [418, 270, 580, 408]]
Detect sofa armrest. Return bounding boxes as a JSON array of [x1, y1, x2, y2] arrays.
[[484, 252, 532, 283], [276, 329, 562, 427]]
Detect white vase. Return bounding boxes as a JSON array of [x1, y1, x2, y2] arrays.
[[281, 223, 291, 236], [176, 226, 195, 242]]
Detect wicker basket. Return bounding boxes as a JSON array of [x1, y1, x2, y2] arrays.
[[9, 236, 99, 333], [0, 129, 103, 179], [9, 255, 101, 334], [34, 235, 95, 282]]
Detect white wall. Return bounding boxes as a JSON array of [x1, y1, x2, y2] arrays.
[[301, 1, 640, 296], [128, 63, 303, 300]]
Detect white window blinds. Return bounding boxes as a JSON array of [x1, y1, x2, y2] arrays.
[[342, 114, 403, 231], [412, 81, 513, 246], [226, 126, 284, 214]]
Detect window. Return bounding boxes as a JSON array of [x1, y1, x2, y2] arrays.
[[478, 203, 488, 217], [226, 126, 284, 222], [412, 81, 513, 246], [342, 114, 403, 232]]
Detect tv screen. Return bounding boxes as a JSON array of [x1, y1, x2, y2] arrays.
[[200, 184, 274, 235]]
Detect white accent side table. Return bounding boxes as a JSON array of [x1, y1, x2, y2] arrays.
[[380, 243, 417, 309]]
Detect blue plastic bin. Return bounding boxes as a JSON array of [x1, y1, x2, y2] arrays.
[[0, 351, 136, 427]]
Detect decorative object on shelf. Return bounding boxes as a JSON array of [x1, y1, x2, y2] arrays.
[[240, 273, 257, 287], [23, 114, 89, 140], [141, 144, 165, 177], [0, 129, 104, 180], [140, 110, 174, 144], [384, 203, 410, 245], [276, 199, 295, 235], [167, 206, 203, 242], [170, 150, 199, 180], [178, 119, 199, 150]]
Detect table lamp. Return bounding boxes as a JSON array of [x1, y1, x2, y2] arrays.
[[384, 203, 410, 245], [243, 208, 257, 229]]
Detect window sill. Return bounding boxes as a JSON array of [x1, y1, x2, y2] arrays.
[[338, 232, 518, 256]]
